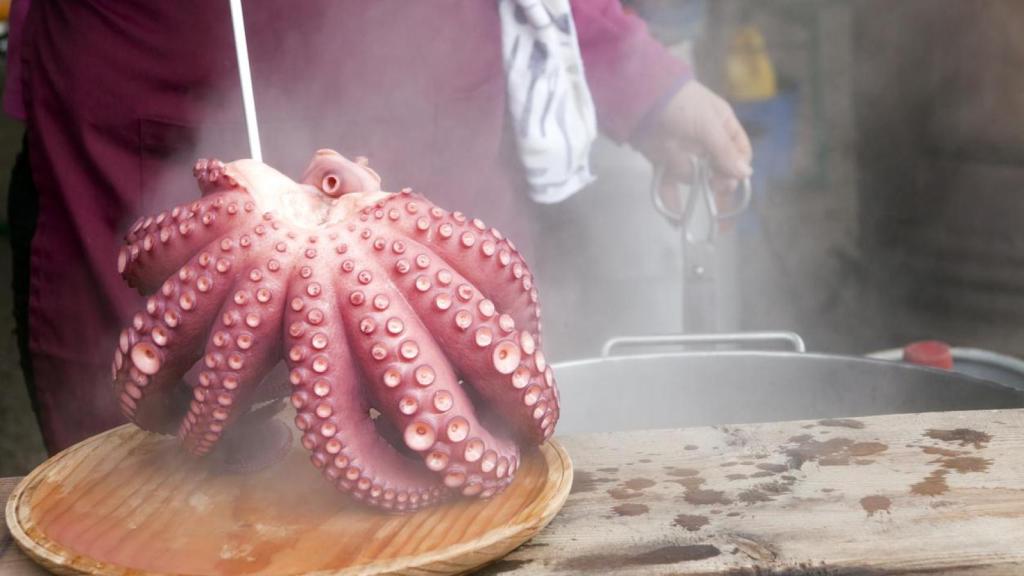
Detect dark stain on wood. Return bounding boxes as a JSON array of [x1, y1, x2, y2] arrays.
[[788, 433, 814, 443], [941, 456, 991, 474], [557, 545, 721, 571], [638, 458, 652, 463], [623, 478, 656, 490], [607, 488, 643, 500], [571, 470, 598, 494], [925, 428, 991, 449], [786, 437, 853, 467], [921, 446, 964, 458], [670, 476, 706, 490], [911, 435, 993, 497], [738, 489, 773, 503], [756, 480, 792, 495], [665, 467, 700, 477], [819, 418, 866, 429], [475, 559, 533, 575], [597, 467, 619, 473], [911, 469, 949, 496], [684, 444, 699, 451], [750, 471, 775, 478], [785, 436, 888, 468], [685, 487, 733, 506], [821, 488, 835, 493], [571, 471, 617, 494], [726, 473, 748, 481], [726, 511, 742, 517], [673, 513, 710, 531], [860, 495, 892, 517], [633, 544, 722, 563], [849, 442, 888, 457], [612, 503, 649, 517], [757, 463, 789, 474], [720, 461, 740, 467]]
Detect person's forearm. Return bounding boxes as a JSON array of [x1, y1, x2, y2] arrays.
[[571, 0, 690, 143]]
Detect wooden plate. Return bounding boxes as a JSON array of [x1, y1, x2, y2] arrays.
[[5, 424, 572, 575]]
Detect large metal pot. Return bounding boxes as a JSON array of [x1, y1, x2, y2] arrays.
[[553, 334, 1024, 435]]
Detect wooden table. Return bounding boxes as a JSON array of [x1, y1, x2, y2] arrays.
[[5, 408, 1024, 575]]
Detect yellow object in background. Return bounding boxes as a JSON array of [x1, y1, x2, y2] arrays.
[[0, 0, 10, 22], [726, 25, 777, 102]]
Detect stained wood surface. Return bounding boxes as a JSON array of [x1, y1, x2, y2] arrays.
[[4, 425, 571, 576], [5, 409, 1024, 575]]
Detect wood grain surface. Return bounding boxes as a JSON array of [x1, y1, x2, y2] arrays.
[[477, 408, 1024, 575], [5, 425, 572, 576], [6, 409, 1024, 575]]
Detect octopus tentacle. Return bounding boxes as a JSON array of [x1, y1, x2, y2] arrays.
[[113, 245, 244, 433], [193, 158, 242, 196], [379, 235, 558, 444], [286, 267, 444, 511], [119, 191, 260, 293], [374, 191, 541, 339], [179, 239, 293, 456], [338, 250, 520, 497]]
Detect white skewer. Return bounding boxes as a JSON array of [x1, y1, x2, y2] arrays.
[[229, 0, 262, 162]]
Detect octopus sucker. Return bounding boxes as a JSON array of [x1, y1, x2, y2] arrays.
[[178, 271, 289, 456], [380, 235, 557, 444], [120, 190, 260, 293], [377, 194, 540, 339], [285, 271, 443, 509], [113, 249, 248, 435], [112, 150, 558, 510], [335, 254, 519, 493]]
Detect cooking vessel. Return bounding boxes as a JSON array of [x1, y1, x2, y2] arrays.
[[553, 334, 1024, 435]]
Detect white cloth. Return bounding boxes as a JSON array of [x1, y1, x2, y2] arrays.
[[499, 0, 598, 204]]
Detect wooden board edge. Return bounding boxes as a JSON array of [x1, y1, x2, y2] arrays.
[[390, 440, 574, 576], [5, 432, 573, 576], [319, 439, 574, 576], [6, 437, 106, 576]]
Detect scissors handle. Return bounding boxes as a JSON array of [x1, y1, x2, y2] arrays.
[[649, 158, 752, 226]]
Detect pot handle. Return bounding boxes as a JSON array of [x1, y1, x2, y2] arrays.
[[601, 331, 806, 358]]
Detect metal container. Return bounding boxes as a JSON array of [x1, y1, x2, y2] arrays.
[[553, 335, 1024, 435]]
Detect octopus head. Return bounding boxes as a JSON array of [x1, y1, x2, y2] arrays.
[[219, 150, 386, 230], [301, 149, 382, 198]]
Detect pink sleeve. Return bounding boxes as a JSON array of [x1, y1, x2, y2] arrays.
[[571, 0, 690, 143], [3, 0, 31, 120]]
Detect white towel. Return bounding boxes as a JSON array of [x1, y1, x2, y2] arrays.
[[499, 0, 598, 204]]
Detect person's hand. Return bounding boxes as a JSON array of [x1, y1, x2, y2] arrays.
[[638, 81, 753, 215]]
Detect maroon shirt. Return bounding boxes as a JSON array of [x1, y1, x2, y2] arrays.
[[19, 0, 686, 450]]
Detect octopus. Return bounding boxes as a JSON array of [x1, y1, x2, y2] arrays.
[[112, 149, 559, 511]]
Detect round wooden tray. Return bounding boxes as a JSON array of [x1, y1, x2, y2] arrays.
[[5, 424, 572, 575]]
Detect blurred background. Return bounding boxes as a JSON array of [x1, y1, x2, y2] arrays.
[[3, 0, 1024, 475]]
